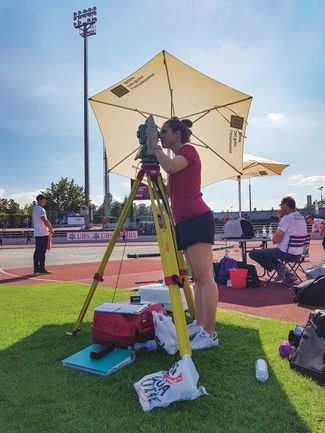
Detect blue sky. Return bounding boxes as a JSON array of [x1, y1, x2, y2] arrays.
[[1, 0, 324, 213]]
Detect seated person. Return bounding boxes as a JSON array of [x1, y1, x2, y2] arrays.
[[305, 215, 325, 252], [249, 196, 307, 282]]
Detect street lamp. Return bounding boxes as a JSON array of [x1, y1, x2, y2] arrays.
[[73, 7, 97, 228], [103, 142, 110, 216], [318, 186, 323, 205]]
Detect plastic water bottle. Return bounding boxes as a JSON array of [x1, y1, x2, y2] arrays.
[[255, 359, 269, 382], [128, 340, 158, 352], [262, 226, 267, 238], [293, 325, 304, 336], [268, 225, 273, 239]]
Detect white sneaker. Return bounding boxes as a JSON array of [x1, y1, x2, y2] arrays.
[[191, 328, 219, 350], [187, 320, 202, 338]]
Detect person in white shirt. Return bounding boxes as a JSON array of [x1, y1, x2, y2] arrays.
[[32, 194, 54, 275], [249, 196, 307, 282], [306, 215, 325, 252]]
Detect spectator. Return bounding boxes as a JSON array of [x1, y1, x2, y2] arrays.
[[249, 196, 307, 283], [121, 227, 127, 242], [306, 215, 325, 252], [32, 194, 54, 275], [26, 230, 32, 245]]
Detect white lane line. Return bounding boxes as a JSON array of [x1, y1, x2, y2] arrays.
[[0, 268, 88, 285], [0, 268, 162, 285]]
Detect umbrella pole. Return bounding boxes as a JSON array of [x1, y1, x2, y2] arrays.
[[249, 178, 252, 212], [237, 175, 242, 217]]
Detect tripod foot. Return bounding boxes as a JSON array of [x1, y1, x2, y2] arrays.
[[65, 328, 80, 337]]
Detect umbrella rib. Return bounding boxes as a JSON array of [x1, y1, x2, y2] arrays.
[[185, 96, 252, 119], [162, 50, 175, 117], [107, 147, 139, 173], [89, 98, 170, 121], [191, 133, 243, 175], [257, 164, 284, 176]]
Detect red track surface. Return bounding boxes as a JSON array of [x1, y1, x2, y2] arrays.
[[1, 241, 324, 324]]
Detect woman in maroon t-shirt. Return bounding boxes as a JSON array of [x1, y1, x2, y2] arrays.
[[147, 117, 218, 351]]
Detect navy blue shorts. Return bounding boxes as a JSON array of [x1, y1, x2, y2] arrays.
[[175, 211, 215, 250]]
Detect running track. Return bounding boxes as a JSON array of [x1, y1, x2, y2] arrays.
[[1, 241, 324, 324]]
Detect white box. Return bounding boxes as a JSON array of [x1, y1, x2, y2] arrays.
[[137, 283, 190, 312]]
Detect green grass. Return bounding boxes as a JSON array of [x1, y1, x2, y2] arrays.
[[0, 282, 324, 433]]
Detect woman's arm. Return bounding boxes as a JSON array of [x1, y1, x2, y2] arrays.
[[153, 146, 188, 173], [146, 131, 188, 173]]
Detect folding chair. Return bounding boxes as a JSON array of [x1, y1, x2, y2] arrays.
[[266, 235, 308, 285], [289, 234, 311, 279]]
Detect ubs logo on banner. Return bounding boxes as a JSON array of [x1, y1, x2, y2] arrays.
[[228, 115, 244, 154]]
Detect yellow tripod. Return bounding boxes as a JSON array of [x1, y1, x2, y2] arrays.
[[67, 163, 195, 357]]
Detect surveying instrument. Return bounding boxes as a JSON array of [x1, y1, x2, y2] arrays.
[[67, 116, 195, 356]]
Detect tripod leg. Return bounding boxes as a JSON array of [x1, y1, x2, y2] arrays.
[[156, 176, 195, 317], [147, 175, 191, 356], [67, 176, 144, 336]]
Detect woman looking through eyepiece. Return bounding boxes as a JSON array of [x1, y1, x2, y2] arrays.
[[147, 117, 218, 350]]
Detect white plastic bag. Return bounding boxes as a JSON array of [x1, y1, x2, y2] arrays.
[[134, 354, 208, 411], [152, 311, 178, 355]]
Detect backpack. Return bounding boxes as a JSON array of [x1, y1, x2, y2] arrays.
[[288, 310, 325, 382], [223, 218, 255, 239], [237, 262, 261, 288], [214, 256, 238, 284], [293, 275, 325, 306], [305, 265, 325, 280]]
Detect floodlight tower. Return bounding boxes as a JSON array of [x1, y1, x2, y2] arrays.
[[73, 7, 97, 228]]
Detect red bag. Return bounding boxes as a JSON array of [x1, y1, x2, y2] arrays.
[[92, 303, 166, 347]]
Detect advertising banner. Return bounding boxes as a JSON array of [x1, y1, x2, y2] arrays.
[[67, 230, 138, 242]]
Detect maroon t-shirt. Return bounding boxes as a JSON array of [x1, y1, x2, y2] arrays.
[[169, 144, 210, 223]]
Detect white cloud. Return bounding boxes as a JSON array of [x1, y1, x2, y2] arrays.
[[250, 113, 318, 130], [289, 175, 325, 186], [90, 194, 104, 207], [1, 190, 43, 206], [267, 112, 284, 122]]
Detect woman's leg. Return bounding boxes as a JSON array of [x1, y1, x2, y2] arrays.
[[186, 243, 218, 336], [184, 250, 204, 326]]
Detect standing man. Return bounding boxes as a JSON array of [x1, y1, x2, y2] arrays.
[[32, 194, 54, 275]]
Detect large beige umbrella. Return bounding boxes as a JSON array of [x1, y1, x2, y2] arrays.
[[89, 50, 252, 187], [229, 153, 289, 216]]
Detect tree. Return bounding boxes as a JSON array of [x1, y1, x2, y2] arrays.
[[110, 200, 123, 221], [0, 198, 23, 228], [93, 193, 113, 218], [0, 198, 22, 214], [44, 178, 84, 216], [134, 203, 152, 219]]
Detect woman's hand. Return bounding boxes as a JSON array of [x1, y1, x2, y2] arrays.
[[146, 130, 159, 153]]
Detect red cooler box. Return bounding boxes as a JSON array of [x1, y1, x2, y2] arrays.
[[92, 302, 165, 347]]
